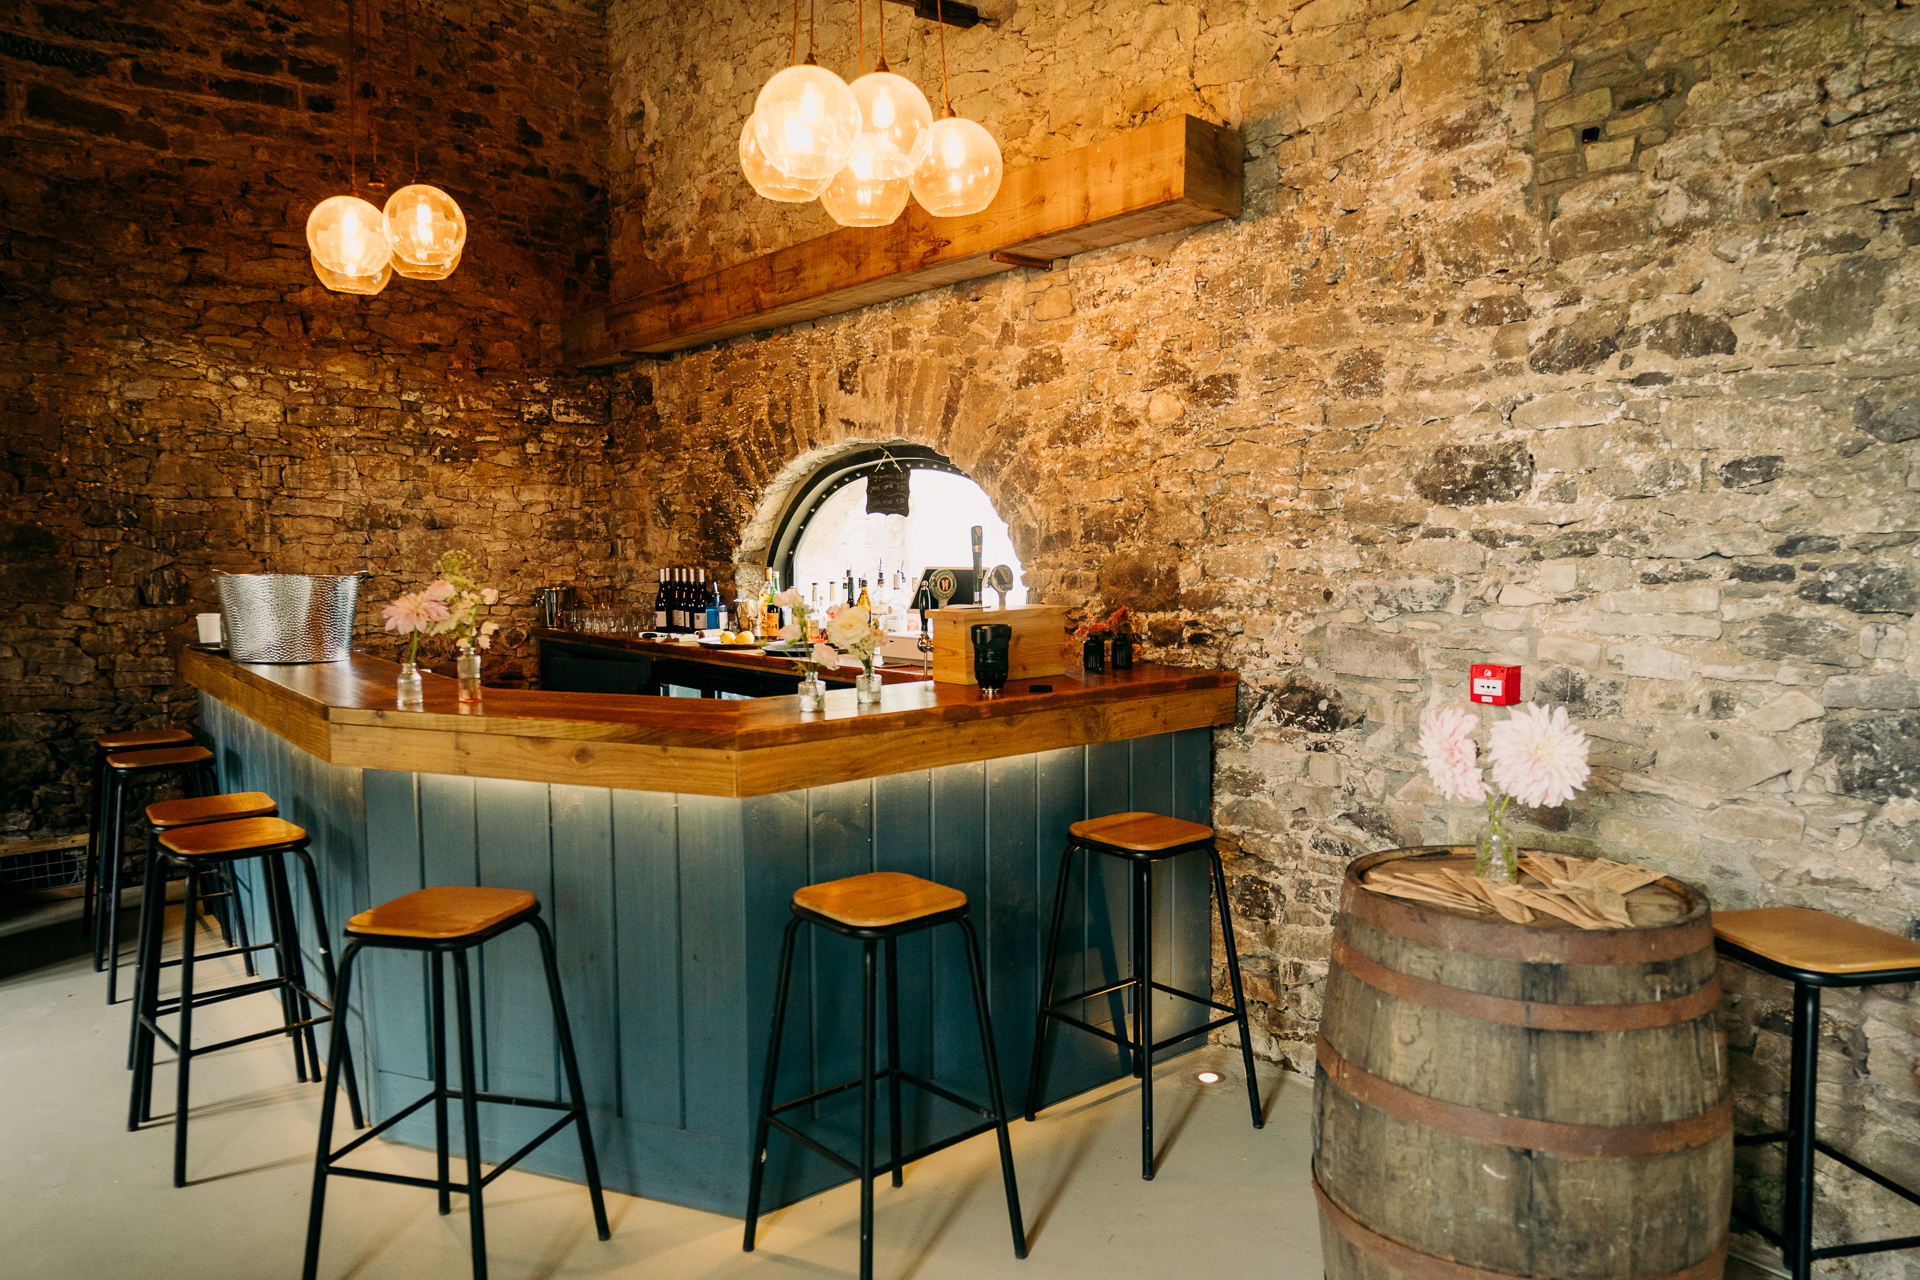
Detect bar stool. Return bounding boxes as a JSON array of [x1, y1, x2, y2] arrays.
[[1715, 907, 1920, 1280], [1025, 811, 1262, 1180], [81, 728, 194, 943], [95, 743, 219, 1002], [744, 871, 1027, 1280], [303, 886, 610, 1280], [124, 791, 279, 1067], [128, 816, 363, 1188]]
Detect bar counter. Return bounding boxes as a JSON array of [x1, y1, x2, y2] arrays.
[[181, 647, 1237, 1215]]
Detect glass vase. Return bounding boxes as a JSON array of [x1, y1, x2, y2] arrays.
[[1476, 811, 1517, 884], [855, 664, 883, 705], [396, 661, 424, 710], [1110, 634, 1134, 670], [457, 651, 482, 703], [1082, 637, 1106, 673], [797, 677, 826, 712]]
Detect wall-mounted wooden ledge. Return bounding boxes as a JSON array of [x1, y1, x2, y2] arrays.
[[560, 113, 1242, 365], [181, 648, 1237, 798]]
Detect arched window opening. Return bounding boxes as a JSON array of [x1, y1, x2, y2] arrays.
[[768, 445, 1026, 632]]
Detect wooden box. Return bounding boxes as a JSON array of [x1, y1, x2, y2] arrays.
[[927, 605, 1072, 685]]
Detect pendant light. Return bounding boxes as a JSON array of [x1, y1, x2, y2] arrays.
[[908, 0, 1002, 217], [742, 115, 834, 202], [823, 0, 920, 227], [382, 2, 467, 280], [751, 0, 861, 184], [307, 0, 392, 293]]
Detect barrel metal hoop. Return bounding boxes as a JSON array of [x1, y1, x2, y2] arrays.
[[1316, 1036, 1731, 1159], [1340, 854, 1713, 966], [1314, 1172, 1729, 1280], [1331, 935, 1725, 1032]]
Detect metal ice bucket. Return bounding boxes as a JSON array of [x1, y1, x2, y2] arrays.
[[215, 572, 362, 663]]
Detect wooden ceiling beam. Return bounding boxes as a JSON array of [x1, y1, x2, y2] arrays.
[[559, 114, 1242, 366]]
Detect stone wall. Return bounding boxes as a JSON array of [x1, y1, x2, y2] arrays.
[[0, 0, 614, 838], [604, 0, 1920, 1261]]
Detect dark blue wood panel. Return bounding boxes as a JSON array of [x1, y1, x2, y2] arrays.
[[929, 760, 986, 1100], [985, 753, 1038, 1102], [1085, 739, 1135, 1071], [678, 794, 749, 1143], [611, 789, 680, 1131], [362, 769, 428, 1094], [805, 779, 874, 1117], [1169, 728, 1215, 1053], [1034, 746, 1112, 1103], [416, 774, 477, 1111], [476, 779, 559, 1153], [872, 770, 934, 1141]]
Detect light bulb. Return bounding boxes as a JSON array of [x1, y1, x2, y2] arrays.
[[740, 113, 834, 202], [383, 184, 467, 281], [849, 71, 932, 180], [909, 115, 1003, 217], [752, 64, 861, 182], [306, 194, 392, 293], [821, 133, 911, 226]]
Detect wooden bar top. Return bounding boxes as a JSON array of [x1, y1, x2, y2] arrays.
[[180, 648, 1237, 798], [536, 628, 929, 684]]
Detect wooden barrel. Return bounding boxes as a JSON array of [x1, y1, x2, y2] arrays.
[[1313, 846, 1729, 1280]]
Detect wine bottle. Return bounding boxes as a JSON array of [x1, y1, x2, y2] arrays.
[[655, 568, 668, 631]]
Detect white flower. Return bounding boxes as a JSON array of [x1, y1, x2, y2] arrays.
[[775, 587, 805, 609], [1418, 706, 1487, 803], [1488, 703, 1591, 809], [480, 587, 499, 605], [826, 605, 872, 648]]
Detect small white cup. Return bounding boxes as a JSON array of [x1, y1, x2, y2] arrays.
[[195, 613, 223, 645]]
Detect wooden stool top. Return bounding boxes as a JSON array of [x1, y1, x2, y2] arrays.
[[105, 744, 214, 772], [146, 792, 278, 829], [1716, 907, 1920, 975], [348, 886, 538, 940], [96, 727, 193, 751], [158, 815, 306, 858], [1071, 811, 1213, 852], [792, 872, 967, 928]]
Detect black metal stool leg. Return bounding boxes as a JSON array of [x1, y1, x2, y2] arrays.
[[1135, 859, 1154, 1181], [1025, 842, 1078, 1121], [263, 852, 313, 1083], [1209, 846, 1263, 1129], [82, 750, 104, 939], [431, 951, 451, 1215], [957, 917, 1028, 1258], [128, 848, 169, 1127], [860, 937, 878, 1280], [744, 916, 804, 1252], [527, 914, 610, 1240], [290, 846, 364, 1128], [96, 769, 126, 975], [172, 867, 201, 1187], [452, 950, 490, 1280], [885, 935, 904, 1189], [303, 941, 364, 1280], [126, 824, 163, 1067], [1787, 981, 1820, 1280]]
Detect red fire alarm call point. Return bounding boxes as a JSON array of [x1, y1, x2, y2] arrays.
[[1470, 664, 1522, 706]]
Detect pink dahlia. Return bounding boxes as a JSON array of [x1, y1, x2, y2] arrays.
[[422, 579, 457, 602], [1488, 702, 1591, 809], [382, 592, 450, 635], [1418, 706, 1487, 802]]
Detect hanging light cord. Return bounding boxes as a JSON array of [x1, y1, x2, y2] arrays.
[[935, 0, 952, 116], [405, 0, 417, 181], [367, 0, 380, 184], [789, 0, 799, 64], [876, 0, 886, 71], [857, 0, 864, 75], [807, 0, 817, 62], [346, 0, 358, 189]]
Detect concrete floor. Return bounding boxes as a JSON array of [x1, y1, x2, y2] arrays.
[[0, 889, 1321, 1280]]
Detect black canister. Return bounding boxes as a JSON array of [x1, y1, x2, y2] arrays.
[[1111, 633, 1133, 670], [971, 623, 1012, 695]]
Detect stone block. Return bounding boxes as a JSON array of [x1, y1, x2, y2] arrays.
[[1822, 712, 1920, 800], [1796, 563, 1919, 615], [1511, 391, 1623, 431], [1703, 803, 1807, 842], [1569, 613, 1724, 638], [1536, 564, 1580, 595], [1540, 634, 1604, 667], [1542, 88, 1612, 130], [1823, 675, 1920, 709], [1741, 692, 1825, 733], [1594, 586, 1721, 615], [1658, 724, 1797, 792], [1326, 626, 1420, 679], [1612, 642, 1694, 681], [1411, 442, 1535, 506], [1732, 615, 1867, 667]]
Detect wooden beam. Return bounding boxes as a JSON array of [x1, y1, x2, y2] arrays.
[[560, 114, 1242, 365]]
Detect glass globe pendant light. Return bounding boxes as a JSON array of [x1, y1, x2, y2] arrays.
[[384, 183, 466, 280], [847, 6, 930, 181], [908, 0, 1002, 217], [308, 194, 394, 294], [753, 62, 862, 184], [822, 132, 911, 226], [741, 113, 834, 202]]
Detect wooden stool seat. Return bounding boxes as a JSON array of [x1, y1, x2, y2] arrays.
[[146, 792, 278, 829], [159, 816, 307, 858], [1715, 906, 1920, 976], [792, 872, 967, 929], [347, 886, 538, 940], [97, 727, 193, 751], [105, 744, 215, 773], [1069, 811, 1213, 852]]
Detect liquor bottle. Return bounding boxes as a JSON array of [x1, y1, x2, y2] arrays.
[[844, 569, 856, 606], [857, 578, 872, 611], [702, 570, 719, 631], [759, 571, 780, 640], [655, 568, 668, 631]]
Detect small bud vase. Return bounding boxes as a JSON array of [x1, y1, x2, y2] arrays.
[[396, 661, 424, 710], [1110, 633, 1134, 670], [797, 677, 826, 712], [1476, 811, 1517, 884], [1083, 637, 1106, 673], [456, 651, 483, 703], [855, 663, 882, 705]]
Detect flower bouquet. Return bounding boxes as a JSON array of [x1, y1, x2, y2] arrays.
[[773, 588, 842, 710], [381, 550, 500, 707], [1074, 608, 1122, 673], [1418, 702, 1591, 883], [825, 603, 887, 704]]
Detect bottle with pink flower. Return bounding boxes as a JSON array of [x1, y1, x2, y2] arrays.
[[1417, 702, 1592, 884], [380, 550, 501, 708]]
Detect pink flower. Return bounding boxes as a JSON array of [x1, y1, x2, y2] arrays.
[[382, 592, 449, 635], [812, 643, 850, 669], [1418, 707, 1487, 802], [1488, 703, 1591, 809], [480, 587, 500, 605], [423, 579, 456, 601]]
